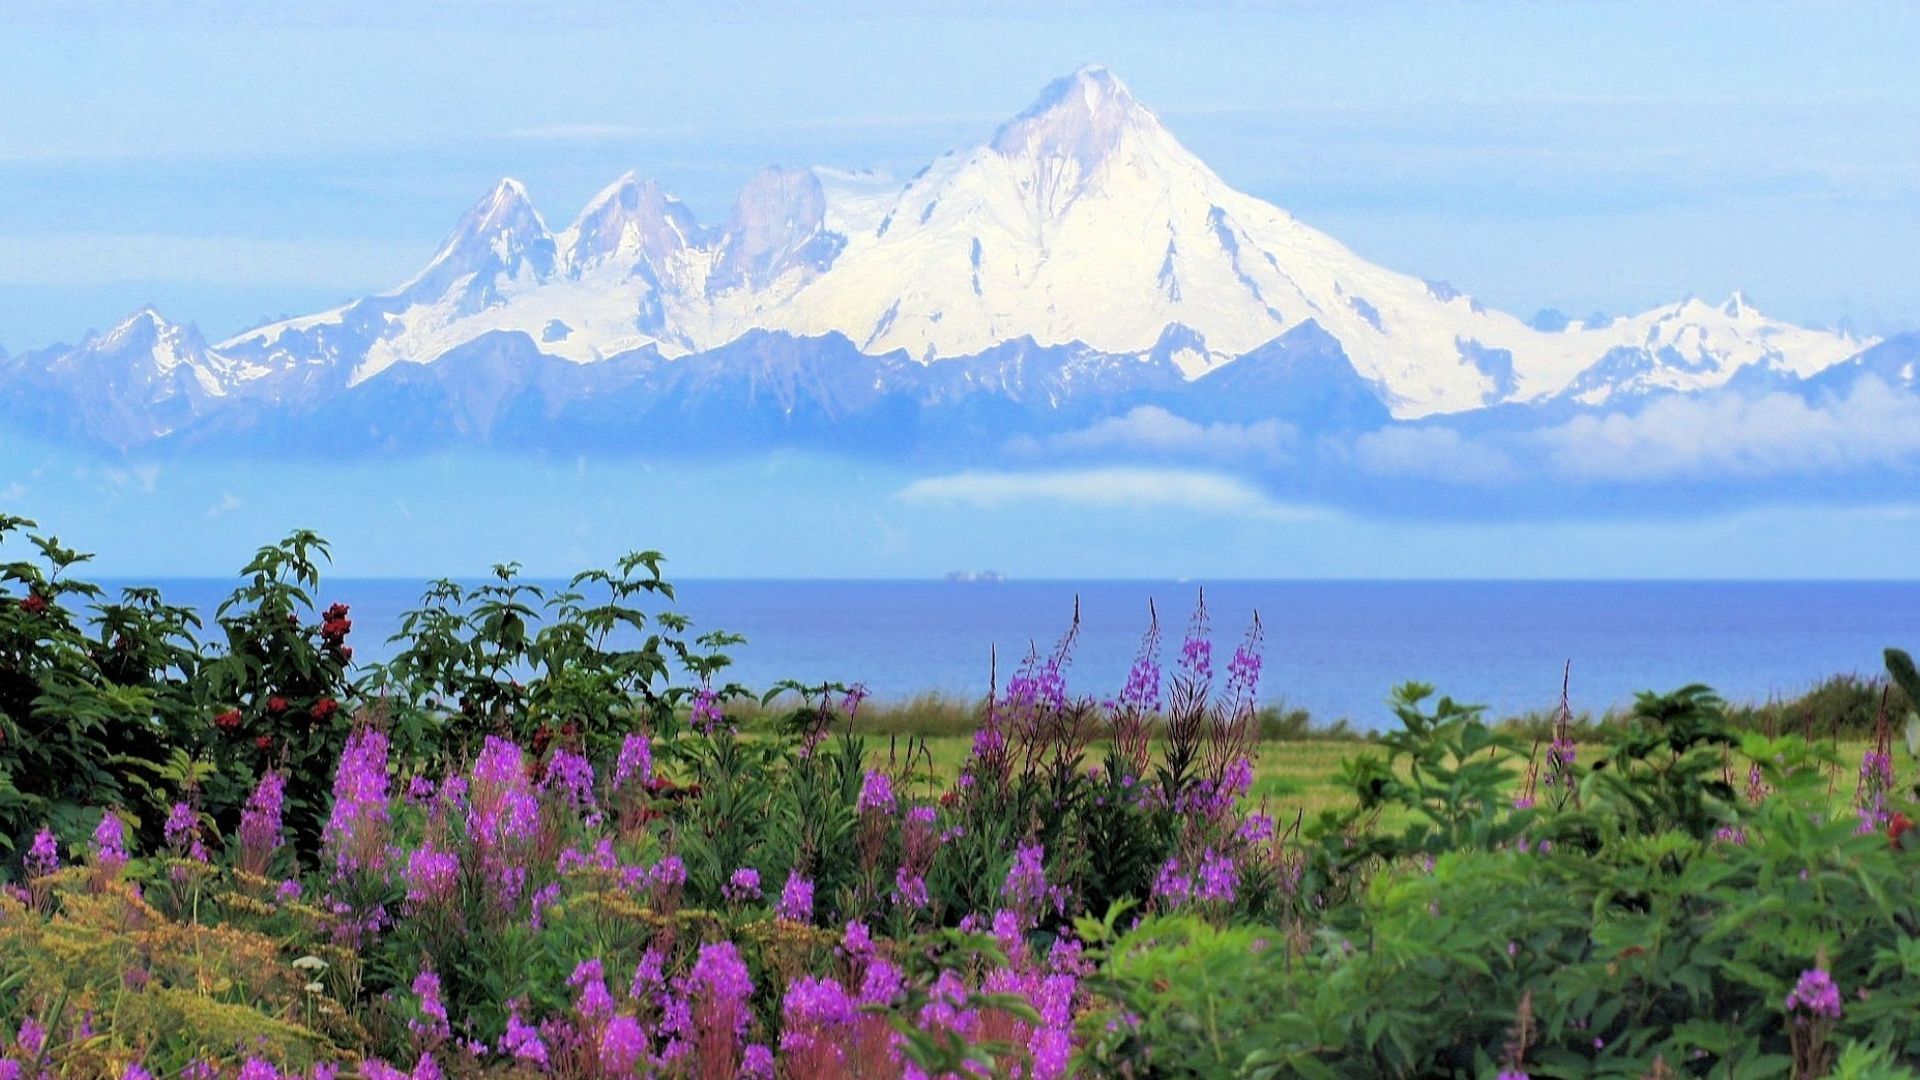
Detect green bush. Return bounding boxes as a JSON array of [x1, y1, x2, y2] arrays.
[[1080, 682, 1920, 1078]]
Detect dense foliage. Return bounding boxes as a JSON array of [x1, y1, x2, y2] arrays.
[[3, 517, 1920, 1078]]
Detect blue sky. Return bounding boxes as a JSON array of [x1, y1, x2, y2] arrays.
[[2, 0, 1917, 350], [3, 1, 1919, 579]]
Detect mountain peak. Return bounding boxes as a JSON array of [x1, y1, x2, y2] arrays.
[[402, 176, 558, 302], [709, 166, 842, 295], [464, 177, 545, 241], [563, 170, 699, 273], [113, 305, 169, 331], [98, 306, 202, 352], [990, 65, 1161, 172]]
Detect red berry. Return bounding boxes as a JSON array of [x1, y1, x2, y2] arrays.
[[20, 594, 47, 615], [255, 736, 272, 751]]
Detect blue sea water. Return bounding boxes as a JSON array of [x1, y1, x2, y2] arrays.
[[133, 579, 1920, 729]]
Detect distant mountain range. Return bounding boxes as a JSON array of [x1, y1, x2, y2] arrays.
[[1, 65, 1909, 457]]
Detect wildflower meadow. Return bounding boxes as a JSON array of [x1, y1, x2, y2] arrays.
[[5, 514, 1920, 1079]]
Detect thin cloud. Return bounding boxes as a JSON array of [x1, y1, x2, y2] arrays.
[[1348, 425, 1517, 485], [1010, 406, 1295, 466], [1537, 377, 1920, 481], [504, 111, 996, 142], [897, 467, 1322, 520], [503, 122, 702, 141], [0, 234, 418, 288]]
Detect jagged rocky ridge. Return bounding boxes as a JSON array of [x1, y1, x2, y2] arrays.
[[0, 66, 1894, 456]]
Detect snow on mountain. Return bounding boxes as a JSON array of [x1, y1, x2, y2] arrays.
[[0, 308, 274, 445], [1549, 292, 1866, 405], [0, 64, 1805, 440]]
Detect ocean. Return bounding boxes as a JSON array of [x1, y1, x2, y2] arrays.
[[132, 579, 1920, 729]]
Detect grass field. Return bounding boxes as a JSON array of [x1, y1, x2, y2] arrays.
[[849, 733, 1879, 824]]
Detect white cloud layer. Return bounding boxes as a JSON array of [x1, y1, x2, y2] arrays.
[[1348, 425, 1518, 484], [1537, 377, 1920, 480], [1011, 406, 1295, 466], [896, 467, 1321, 520]]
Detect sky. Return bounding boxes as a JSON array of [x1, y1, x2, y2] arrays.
[[2, 0, 1918, 352], [3, 1, 1919, 579]]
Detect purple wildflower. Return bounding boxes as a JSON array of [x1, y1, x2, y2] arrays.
[[781, 975, 854, 1049], [1196, 848, 1238, 904], [570, 958, 616, 1021], [724, 866, 762, 902], [843, 919, 875, 958], [1179, 594, 1212, 686], [1001, 840, 1059, 917], [16, 1015, 47, 1056], [613, 731, 653, 791], [1238, 812, 1275, 845], [528, 881, 563, 929], [631, 947, 667, 998], [501, 1003, 549, 1066], [857, 770, 896, 815], [239, 771, 287, 872], [540, 747, 595, 812], [92, 810, 129, 871], [1224, 616, 1264, 711], [1221, 756, 1255, 798], [409, 967, 451, 1043], [688, 940, 754, 1029], [893, 868, 930, 909], [650, 855, 687, 890], [600, 1015, 648, 1074], [778, 870, 814, 923], [840, 683, 870, 720], [404, 841, 460, 909], [323, 726, 392, 876], [1120, 617, 1163, 714], [1786, 967, 1842, 1019], [164, 802, 198, 852], [1153, 857, 1193, 907], [690, 683, 724, 734], [24, 827, 58, 877], [859, 957, 906, 1007]]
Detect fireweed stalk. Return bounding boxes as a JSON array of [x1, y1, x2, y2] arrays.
[[1107, 604, 1163, 781], [324, 726, 392, 878], [238, 771, 287, 877]]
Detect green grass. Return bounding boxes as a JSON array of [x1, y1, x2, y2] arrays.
[[731, 680, 1897, 823], [852, 734, 1881, 825]]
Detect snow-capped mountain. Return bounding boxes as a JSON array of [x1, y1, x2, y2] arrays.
[[0, 66, 1888, 455], [0, 308, 280, 446]]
